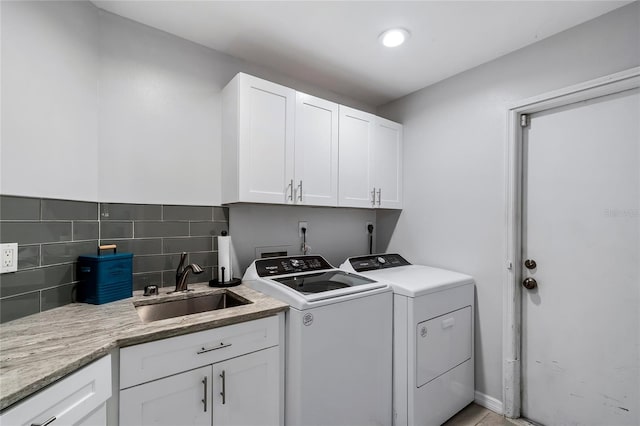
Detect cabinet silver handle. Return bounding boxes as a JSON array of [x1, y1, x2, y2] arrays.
[[288, 179, 294, 201], [31, 417, 56, 426], [197, 342, 232, 354], [220, 370, 226, 405], [371, 188, 376, 206], [377, 188, 381, 206], [202, 376, 208, 412], [297, 180, 303, 202]]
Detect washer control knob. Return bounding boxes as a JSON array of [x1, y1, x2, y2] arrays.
[[377, 256, 386, 264]]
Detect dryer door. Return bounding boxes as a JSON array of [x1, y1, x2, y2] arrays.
[[416, 306, 472, 387]]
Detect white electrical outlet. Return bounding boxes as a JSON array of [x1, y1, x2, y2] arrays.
[[1, 243, 18, 273], [298, 221, 308, 237]]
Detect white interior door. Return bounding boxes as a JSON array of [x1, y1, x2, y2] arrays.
[[521, 88, 639, 425]]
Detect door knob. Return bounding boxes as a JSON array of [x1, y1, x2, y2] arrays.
[[523, 277, 537, 290], [524, 259, 537, 269]]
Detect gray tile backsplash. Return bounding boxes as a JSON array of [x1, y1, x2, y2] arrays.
[[41, 199, 98, 220], [190, 221, 228, 237], [17, 245, 40, 270], [0, 292, 40, 323], [0, 196, 41, 221], [73, 221, 100, 241], [134, 221, 190, 238], [0, 196, 229, 322], [100, 203, 162, 221], [0, 222, 72, 244], [0, 264, 74, 298], [99, 238, 162, 256], [163, 237, 213, 253], [100, 221, 134, 239], [41, 241, 99, 266]]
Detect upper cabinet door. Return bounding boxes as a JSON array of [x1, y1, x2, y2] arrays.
[[372, 118, 403, 209], [338, 106, 376, 208], [222, 73, 295, 204], [294, 93, 338, 206]]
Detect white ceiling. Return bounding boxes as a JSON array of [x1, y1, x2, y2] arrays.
[[92, 1, 632, 106]]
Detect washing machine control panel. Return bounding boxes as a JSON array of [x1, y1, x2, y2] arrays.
[[255, 255, 333, 277], [349, 253, 411, 272]]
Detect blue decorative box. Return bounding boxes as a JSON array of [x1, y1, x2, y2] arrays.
[[77, 251, 133, 305]]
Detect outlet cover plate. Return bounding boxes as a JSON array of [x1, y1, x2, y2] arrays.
[[1, 243, 18, 273]]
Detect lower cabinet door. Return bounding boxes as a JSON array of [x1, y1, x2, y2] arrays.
[[76, 402, 107, 426], [212, 347, 281, 426], [120, 366, 212, 426]]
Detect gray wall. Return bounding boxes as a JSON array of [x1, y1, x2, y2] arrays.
[[1, 1, 99, 201], [1, 1, 375, 205], [376, 2, 640, 405], [229, 204, 376, 274]]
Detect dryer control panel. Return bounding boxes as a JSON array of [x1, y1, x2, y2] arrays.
[[348, 253, 410, 272], [255, 255, 333, 277]]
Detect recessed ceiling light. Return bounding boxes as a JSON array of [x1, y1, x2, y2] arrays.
[[379, 28, 410, 48]]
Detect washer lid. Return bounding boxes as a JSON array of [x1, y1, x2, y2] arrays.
[[353, 264, 474, 297], [273, 270, 377, 294]]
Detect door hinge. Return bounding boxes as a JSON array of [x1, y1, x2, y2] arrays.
[[520, 114, 529, 128]]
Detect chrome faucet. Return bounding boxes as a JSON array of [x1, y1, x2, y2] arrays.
[[175, 252, 203, 292]]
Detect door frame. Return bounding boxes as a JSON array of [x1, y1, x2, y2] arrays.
[[502, 66, 640, 418]]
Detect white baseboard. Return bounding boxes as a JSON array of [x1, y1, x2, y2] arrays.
[[474, 391, 504, 415]]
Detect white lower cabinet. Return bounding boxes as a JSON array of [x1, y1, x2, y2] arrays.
[[212, 347, 280, 426], [119, 315, 283, 426], [120, 366, 212, 426], [0, 355, 112, 426]]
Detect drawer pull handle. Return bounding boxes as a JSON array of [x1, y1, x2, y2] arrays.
[[220, 370, 226, 405], [32, 416, 56, 426], [197, 342, 232, 354], [442, 318, 456, 329], [202, 376, 208, 412]]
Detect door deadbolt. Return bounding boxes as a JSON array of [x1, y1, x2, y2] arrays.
[[523, 277, 537, 290], [524, 259, 537, 269]]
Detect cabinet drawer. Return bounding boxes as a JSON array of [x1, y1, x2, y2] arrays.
[[0, 355, 112, 426], [120, 315, 280, 389]]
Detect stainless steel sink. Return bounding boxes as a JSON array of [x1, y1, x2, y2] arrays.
[[134, 291, 251, 323]]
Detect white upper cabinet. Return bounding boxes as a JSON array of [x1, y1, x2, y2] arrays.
[[372, 117, 403, 209], [294, 93, 339, 206], [338, 106, 376, 208], [222, 73, 295, 204], [338, 106, 403, 209], [222, 73, 402, 209]]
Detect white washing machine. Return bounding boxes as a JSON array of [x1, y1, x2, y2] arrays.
[[341, 253, 475, 426], [243, 255, 393, 426]]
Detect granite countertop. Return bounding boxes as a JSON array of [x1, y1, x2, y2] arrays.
[[0, 283, 288, 411]]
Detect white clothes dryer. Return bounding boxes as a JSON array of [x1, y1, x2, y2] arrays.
[[341, 253, 475, 426]]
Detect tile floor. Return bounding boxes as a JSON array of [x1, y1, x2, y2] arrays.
[[443, 403, 514, 426]]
